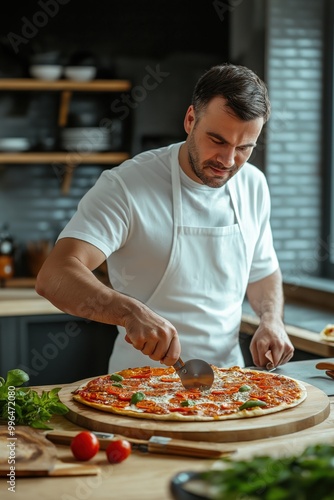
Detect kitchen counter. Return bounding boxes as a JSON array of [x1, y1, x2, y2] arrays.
[[1, 360, 334, 500], [1, 288, 334, 360], [0, 288, 63, 317]]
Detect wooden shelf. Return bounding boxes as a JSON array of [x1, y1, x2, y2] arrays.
[[0, 78, 132, 192], [0, 78, 131, 92], [0, 151, 129, 194], [0, 152, 129, 164]]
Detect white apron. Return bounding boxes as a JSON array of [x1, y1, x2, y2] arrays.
[[108, 148, 249, 372]]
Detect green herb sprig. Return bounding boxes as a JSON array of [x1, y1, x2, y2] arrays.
[[200, 444, 334, 500], [0, 369, 68, 430]]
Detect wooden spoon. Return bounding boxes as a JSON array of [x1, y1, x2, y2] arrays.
[[315, 362, 334, 371], [325, 370, 334, 380]]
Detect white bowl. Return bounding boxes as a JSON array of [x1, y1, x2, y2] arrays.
[[0, 138, 30, 151], [64, 66, 96, 82], [29, 65, 63, 81]]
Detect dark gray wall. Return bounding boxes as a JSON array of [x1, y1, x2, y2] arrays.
[[0, 1, 229, 276]]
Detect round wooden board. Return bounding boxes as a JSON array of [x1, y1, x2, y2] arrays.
[[59, 380, 330, 443]]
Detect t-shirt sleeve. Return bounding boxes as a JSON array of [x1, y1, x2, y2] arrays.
[[247, 176, 279, 283], [57, 170, 131, 258]]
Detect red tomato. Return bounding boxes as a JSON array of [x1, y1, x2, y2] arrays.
[[70, 431, 100, 461], [106, 439, 132, 464]]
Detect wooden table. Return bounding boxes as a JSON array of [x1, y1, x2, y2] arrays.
[[1, 387, 334, 500]]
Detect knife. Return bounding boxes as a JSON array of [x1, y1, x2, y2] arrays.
[[46, 430, 235, 459]]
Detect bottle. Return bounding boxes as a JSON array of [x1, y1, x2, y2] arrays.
[[0, 224, 15, 280]]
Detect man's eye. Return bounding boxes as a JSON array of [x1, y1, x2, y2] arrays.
[[211, 138, 222, 145], [237, 146, 251, 152]]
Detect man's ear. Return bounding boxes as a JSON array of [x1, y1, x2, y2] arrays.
[[184, 105, 196, 134]]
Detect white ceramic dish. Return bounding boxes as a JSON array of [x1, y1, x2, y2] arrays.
[[64, 66, 96, 82], [0, 138, 30, 151], [29, 65, 63, 81]]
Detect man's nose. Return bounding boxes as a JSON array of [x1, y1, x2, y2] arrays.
[[217, 146, 236, 167]]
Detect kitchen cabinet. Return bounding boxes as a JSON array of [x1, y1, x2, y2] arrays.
[[0, 313, 118, 385], [0, 78, 132, 193]]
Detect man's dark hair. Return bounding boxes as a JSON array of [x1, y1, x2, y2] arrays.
[[192, 63, 271, 123]]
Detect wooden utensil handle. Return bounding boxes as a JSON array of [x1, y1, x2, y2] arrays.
[[173, 358, 185, 371], [325, 370, 334, 380], [148, 436, 235, 458], [316, 362, 334, 371]]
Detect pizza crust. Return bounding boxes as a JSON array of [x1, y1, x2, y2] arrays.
[[320, 324, 334, 342], [72, 366, 307, 422]]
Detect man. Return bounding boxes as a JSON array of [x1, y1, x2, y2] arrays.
[[36, 63, 294, 372]]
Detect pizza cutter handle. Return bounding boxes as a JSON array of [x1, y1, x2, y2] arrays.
[[173, 358, 185, 372]]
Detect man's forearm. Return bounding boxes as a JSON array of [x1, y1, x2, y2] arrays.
[[246, 269, 284, 322], [36, 238, 181, 365], [35, 256, 136, 327]]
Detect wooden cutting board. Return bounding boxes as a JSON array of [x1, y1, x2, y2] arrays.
[[0, 426, 100, 477], [60, 379, 330, 443]]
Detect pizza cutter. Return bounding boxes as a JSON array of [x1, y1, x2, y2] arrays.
[[173, 357, 214, 391]]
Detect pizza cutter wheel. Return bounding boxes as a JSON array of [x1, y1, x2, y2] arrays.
[[173, 357, 214, 391]]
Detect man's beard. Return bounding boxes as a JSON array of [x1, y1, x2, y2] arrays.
[[187, 137, 237, 189]]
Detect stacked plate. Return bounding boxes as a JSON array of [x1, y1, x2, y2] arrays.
[[60, 127, 114, 152], [0, 137, 30, 152]]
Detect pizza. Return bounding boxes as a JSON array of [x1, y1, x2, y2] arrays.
[[320, 324, 334, 342], [72, 365, 307, 421]]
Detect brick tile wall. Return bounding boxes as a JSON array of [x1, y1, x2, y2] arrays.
[[266, 0, 324, 280], [1, 164, 104, 276]]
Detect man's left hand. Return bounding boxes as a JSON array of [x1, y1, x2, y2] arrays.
[[249, 316, 294, 369]]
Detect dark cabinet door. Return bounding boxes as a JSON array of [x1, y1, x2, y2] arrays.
[[0, 314, 118, 385]]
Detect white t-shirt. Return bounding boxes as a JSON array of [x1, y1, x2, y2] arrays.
[[58, 142, 278, 303]]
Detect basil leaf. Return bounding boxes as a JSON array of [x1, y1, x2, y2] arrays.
[[6, 369, 29, 387], [0, 367, 68, 430], [180, 399, 195, 407], [130, 392, 145, 405], [238, 384, 251, 392], [238, 400, 267, 410]]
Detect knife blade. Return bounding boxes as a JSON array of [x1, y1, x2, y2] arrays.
[[46, 430, 235, 459]]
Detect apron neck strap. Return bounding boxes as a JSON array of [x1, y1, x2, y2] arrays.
[[171, 145, 183, 227]]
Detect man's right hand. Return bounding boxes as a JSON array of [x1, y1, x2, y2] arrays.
[[122, 301, 180, 366]]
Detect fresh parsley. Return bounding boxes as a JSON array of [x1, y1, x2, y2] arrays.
[[0, 368, 68, 430]]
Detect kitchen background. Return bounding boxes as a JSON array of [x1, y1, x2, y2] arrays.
[[0, 0, 333, 384], [0, 0, 331, 286]]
